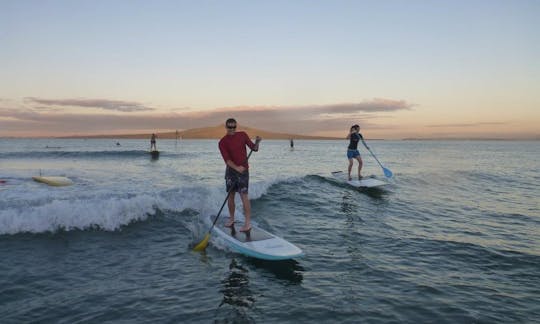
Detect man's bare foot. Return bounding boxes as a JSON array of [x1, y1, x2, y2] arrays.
[[224, 218, 235, 228], [239, 225, 252, 233]]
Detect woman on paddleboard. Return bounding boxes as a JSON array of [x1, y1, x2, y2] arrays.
[[218, 118, 261, 233], [346, 124, 368, 181]]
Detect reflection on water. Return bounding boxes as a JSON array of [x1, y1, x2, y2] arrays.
[[341, 191, 368, 225], [216, 257, 303, 323], [219, 258, 255, 309], [248, 258, 304, 284], [150, 151, 160, 161], [341, 191, 358, 217], [340, 191, 367, 261], [359, 187, 386, 199]]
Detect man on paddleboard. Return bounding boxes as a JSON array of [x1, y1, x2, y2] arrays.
[[219, 118, 261, 233], [346, 124, 368, 181], [150, 133, 157, 152]]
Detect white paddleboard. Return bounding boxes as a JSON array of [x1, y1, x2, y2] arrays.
[[331, 171, 387, 188], [206, 215, 304, 260], [32, 176, 73, 187]]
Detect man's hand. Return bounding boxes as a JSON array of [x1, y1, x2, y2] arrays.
[[254, 136, 262, 152], [236, 166, 246, 173]]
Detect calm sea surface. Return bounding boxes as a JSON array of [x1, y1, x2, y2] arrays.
[[1, 138, 539, 323]]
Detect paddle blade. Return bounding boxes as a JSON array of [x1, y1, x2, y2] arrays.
[[383, 167, 393, 178], [193, 233, 210, 251]]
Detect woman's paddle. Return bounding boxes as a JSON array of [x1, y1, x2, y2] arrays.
[[193, 143, 259, 252], [363, 142, 393, 178]]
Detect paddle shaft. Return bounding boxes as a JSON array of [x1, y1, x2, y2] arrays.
[[365, 146, 385, 169], [363, 141, 393, 178]]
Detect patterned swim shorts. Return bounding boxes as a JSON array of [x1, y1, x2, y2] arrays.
[[225, 167, 249, 194]]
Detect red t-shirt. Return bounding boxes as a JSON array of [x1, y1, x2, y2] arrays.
[[219, 131, 257, 169]]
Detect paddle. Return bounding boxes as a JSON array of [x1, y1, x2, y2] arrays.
[[193, 141, 259, 252], [363, 143, 393, 178]]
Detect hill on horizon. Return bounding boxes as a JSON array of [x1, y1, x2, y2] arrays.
[[64, 125, 340, 140]]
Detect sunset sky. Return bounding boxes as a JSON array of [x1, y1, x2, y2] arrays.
[[1, 0, 539, 139]]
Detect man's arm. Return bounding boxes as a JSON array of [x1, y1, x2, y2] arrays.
[[225, 160, 244, 173], [246, 134, 261, 152], [219, 139, 246, 173], [219, 141, 243, 172]]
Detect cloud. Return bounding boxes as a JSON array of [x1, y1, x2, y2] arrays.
[[215, 98, 413, 116], [426, 122, 507, 128], [25, 97, 155, 112], [189, 98, 414, 126], [0, 98, 413, 136], [33, 106, 65, 112], [176, 99, 412, 133], [0, 109, 185, 134], [317, 99, 414, 114], [0, 108, 40, 120]]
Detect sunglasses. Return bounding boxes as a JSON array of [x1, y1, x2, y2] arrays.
[[227, 125, 237, 129]]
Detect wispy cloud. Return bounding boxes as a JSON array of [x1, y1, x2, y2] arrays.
[[33, 106, 65, 112], [426, 122, 507, 128], [177, 99, 413, 133], [316, 99, 413, 114], [25, 97, 155, 112], [215, 98, 413, 115], [0, 98, 413, 136]]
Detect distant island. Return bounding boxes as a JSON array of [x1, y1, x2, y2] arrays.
[[62, 125, 341, 140], [43, 125, 540, 141]]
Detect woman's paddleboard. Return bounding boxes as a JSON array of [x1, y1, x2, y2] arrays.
[[331, 171, 387, 188], [206, 215, 304, 260], [32, 176, 73, 187]]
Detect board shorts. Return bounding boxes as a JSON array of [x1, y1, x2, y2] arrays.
[[225, 167, 249, 194], [347, 149, 360, 159]]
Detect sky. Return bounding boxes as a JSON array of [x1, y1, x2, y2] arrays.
[[1, 0, 539, 139]]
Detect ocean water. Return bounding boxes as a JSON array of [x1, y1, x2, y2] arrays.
[[0, 138, 539, 323]]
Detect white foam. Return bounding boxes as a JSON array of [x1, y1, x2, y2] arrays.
[[0, 194, 157, 234], [0, 177, 297, 235]]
